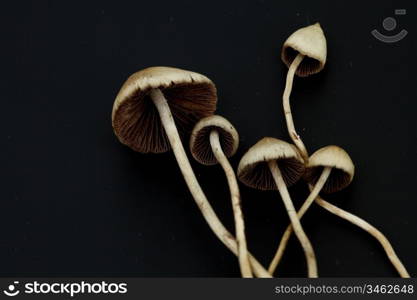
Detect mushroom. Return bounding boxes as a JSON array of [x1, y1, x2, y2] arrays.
[[237, 137, 318, 277], [190, 115, 252, 277], [112, 66, 270, 277], [281, 23, 327, 161], [269, 146, 410, 277]]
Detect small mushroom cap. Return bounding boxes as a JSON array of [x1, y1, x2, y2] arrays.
[[190, 115, 239, 166], [305, 145, 355, 193], [282, 23, 327, 77], [112, 66, 217, 153], [237, 137, 305, 191]]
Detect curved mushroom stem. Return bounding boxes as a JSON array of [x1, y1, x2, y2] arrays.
[[268, 167, 332, 275], [311, 190, 410, 278], [150, 89, 271, 278], [268, 160, 318, 278], [209, 130, 253, 278], [283, 53, 308, 161]]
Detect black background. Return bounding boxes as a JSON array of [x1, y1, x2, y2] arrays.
[[0, 0, 416, 277]]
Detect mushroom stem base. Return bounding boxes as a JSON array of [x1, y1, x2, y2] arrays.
[[313, 190, 410, 278]]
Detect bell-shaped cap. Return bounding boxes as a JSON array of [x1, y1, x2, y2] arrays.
[[282, 23, 327, 77], [305, 145, 355, 193], [190, 115, 239, 165], [112, 66, 217, 153], [237, 137, 305, 191]]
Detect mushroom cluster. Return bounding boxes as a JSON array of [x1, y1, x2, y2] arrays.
[[111, 25, 409, 278], [267, 24, 409, 278]]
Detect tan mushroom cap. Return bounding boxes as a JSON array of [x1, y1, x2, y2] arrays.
[[112, 66, 217, 153], [190, 115, 239, 166], [281, 23, 327, 77], [305, 145, 355, 193], [237, 137, 305, 191]]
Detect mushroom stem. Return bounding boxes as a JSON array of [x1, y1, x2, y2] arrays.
[[209, 130, 253, 278], [268, 160, 318, 278], [150, 89, 270, 277], [268, 167, 332, 274], [283, 53, 308, 161], [312, 190, 410, 278]]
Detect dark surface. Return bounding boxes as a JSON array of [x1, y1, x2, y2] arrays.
[[0, 0, 416, 277]]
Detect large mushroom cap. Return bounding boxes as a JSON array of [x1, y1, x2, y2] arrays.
[[305, 145, 355, 193], [112, 66, 217, 153], [190, 115, 239, 165], [237, 137, 305, 191], [281, 23, 327, 77]]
